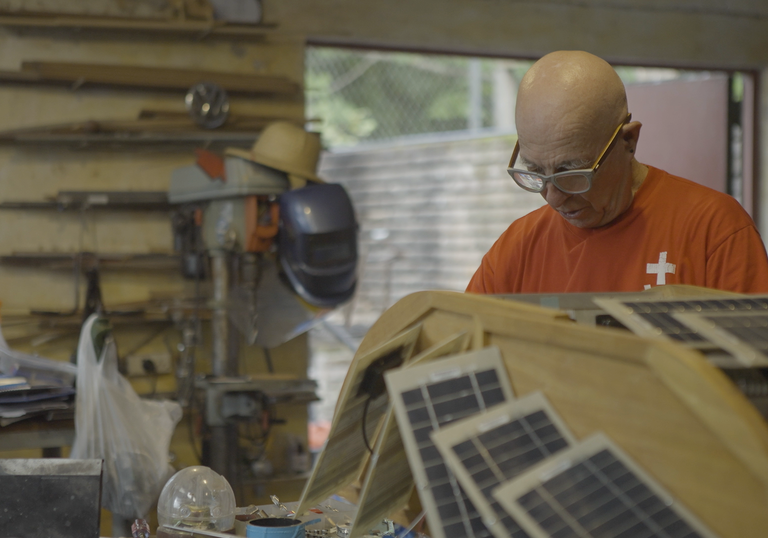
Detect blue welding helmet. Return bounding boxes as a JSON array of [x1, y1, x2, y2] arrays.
[[278, 183, 358, 308]]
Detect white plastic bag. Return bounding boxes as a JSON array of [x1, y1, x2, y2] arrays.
[[70, 314, 183, 519]]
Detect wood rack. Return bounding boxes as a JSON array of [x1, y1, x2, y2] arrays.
[[0, 60, 301, 97], [0, 12, 278, 41]]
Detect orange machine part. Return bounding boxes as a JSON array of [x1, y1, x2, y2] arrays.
[[195, 148, 226, 181], [245, 196, 279, 252]]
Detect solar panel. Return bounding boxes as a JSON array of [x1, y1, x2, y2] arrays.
[[673, 311, 768, 368], [349, 332, 471, 538], [296, 324, 422, 515], [493, 433, 720, 538], [385, 346, 516, 538], [431, 392, 577, 538], [594, 295, 768, 367]]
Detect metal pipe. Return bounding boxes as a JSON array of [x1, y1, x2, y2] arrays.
[[211, 250, 229, 377]]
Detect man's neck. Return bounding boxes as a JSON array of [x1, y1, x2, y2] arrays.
[[631, 159, 649, 195]]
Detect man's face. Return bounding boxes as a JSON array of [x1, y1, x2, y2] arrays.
[[518, 123, 634, 229]]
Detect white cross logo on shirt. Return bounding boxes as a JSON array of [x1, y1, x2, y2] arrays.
[[645, 251, 676, 289]]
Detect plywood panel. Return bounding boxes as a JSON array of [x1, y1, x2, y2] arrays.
[[346, 291, 768, 538]]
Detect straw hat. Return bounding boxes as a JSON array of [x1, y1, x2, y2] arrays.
[[225, 122, 324, 183]]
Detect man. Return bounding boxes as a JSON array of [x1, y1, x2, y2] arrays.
[[466, 51, 768, 294]]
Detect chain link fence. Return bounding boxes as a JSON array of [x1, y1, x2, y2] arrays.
[[305, 46, 695, 150], [306, 47, 534, 148]]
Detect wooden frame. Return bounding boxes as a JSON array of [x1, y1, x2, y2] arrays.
[[345, 290, 768, 537]]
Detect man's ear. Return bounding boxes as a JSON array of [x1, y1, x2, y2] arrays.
[[623, 120, 642, 153]]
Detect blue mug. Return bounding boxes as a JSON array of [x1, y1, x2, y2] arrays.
[[246, 517, 321, 538]]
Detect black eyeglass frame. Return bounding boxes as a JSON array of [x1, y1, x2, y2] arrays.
[[507, 113, 632, 194]]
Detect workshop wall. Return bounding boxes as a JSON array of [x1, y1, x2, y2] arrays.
[[2, 0, 766, 332], [267, 0, 768, 240], [268, 0, 768, 69], [0, 2, 310, 514], [0, 34, 303, 319]]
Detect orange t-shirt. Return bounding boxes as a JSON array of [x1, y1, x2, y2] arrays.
[[466, 166, 768, 294]]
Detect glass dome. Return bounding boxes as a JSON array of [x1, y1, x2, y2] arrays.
[[157, 466, 236, 531]]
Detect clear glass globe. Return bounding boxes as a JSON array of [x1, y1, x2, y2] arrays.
[[157, 466, 236, 531]]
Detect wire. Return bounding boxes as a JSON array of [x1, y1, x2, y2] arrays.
[[263, 347, 274, 373], [142, 358, 158, 397], [396, 509, 426, 538], [361, 394, 374, 454], [187, 393, 203, 464]]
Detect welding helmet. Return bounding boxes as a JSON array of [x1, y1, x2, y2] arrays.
[[278, 183, 358, 308]]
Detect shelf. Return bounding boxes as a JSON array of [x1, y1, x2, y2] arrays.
[[0, 252, 181, 271], [0, 13, 278, 41], [0, 60, 301, 98], [0, 113, 306, 147], [0, 131, 259, 147], [0, 190, 172, 211]]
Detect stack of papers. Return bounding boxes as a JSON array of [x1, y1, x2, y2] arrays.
[[0, 377, 75, 426], [0, 327, 77, 427]]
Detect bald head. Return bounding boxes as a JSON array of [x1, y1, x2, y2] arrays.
[[511, 51, 646, 229], [516, 51, 628, 149]]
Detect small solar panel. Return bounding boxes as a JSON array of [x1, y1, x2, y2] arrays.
[[594, 295, 768, 367], [349, 332, 471, 538], [386, 346, 516, 538], [493, 433, 720, 538], [596, 296, 768, 345], [673, 311, 768, 368], [431, 392, 577, 538], [296, 324, 422, 515]]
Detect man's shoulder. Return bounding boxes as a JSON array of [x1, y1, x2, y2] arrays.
[[643, 167, 756, 237], [647, 166, 745, 211], [650, 167, 731, 198]]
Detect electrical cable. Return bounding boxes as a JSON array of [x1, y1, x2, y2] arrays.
[[263, 346, 275, 373], [187, 393, 203, 464], [361, 394, 374, 454], [396, 509, 426, 538], [142, 359, 158, 397]]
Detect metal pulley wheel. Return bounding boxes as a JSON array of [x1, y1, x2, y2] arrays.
[[185, 82, 230, 129]]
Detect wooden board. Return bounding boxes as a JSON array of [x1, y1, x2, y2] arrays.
[[349, 331, 470, 538], [0, 61, 301, 96], [347, 290, 768, 538], [295, 324, 422, 515]]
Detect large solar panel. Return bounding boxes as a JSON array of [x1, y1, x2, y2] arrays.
[[594, 295, 768, 367], [673, 311, 768, 368], [493, 433, 720, 538], [386, 346, 515, 538], [349, 332, 471, 538], [296, 324, 422, 515], [431, 392, 577, 538]]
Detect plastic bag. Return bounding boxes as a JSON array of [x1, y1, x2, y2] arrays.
[[70, 314, 183, 519]]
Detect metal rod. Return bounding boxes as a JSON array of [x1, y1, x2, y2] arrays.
[[210, 250, 229, 377]]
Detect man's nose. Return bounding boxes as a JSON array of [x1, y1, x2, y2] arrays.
[[541, 181, 570, 205]]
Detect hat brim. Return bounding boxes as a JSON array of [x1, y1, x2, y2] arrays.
[[224, 147, 324, 182]]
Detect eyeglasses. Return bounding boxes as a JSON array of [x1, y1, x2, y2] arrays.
[[507, 113, 632, 194]]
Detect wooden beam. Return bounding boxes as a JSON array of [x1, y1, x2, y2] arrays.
[[343, 290, 768, 537], [0, 61, 302, 97]]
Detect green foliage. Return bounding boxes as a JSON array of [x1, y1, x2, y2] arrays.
[[306, 47, 519, 148], [306, 70, 378, 147]]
